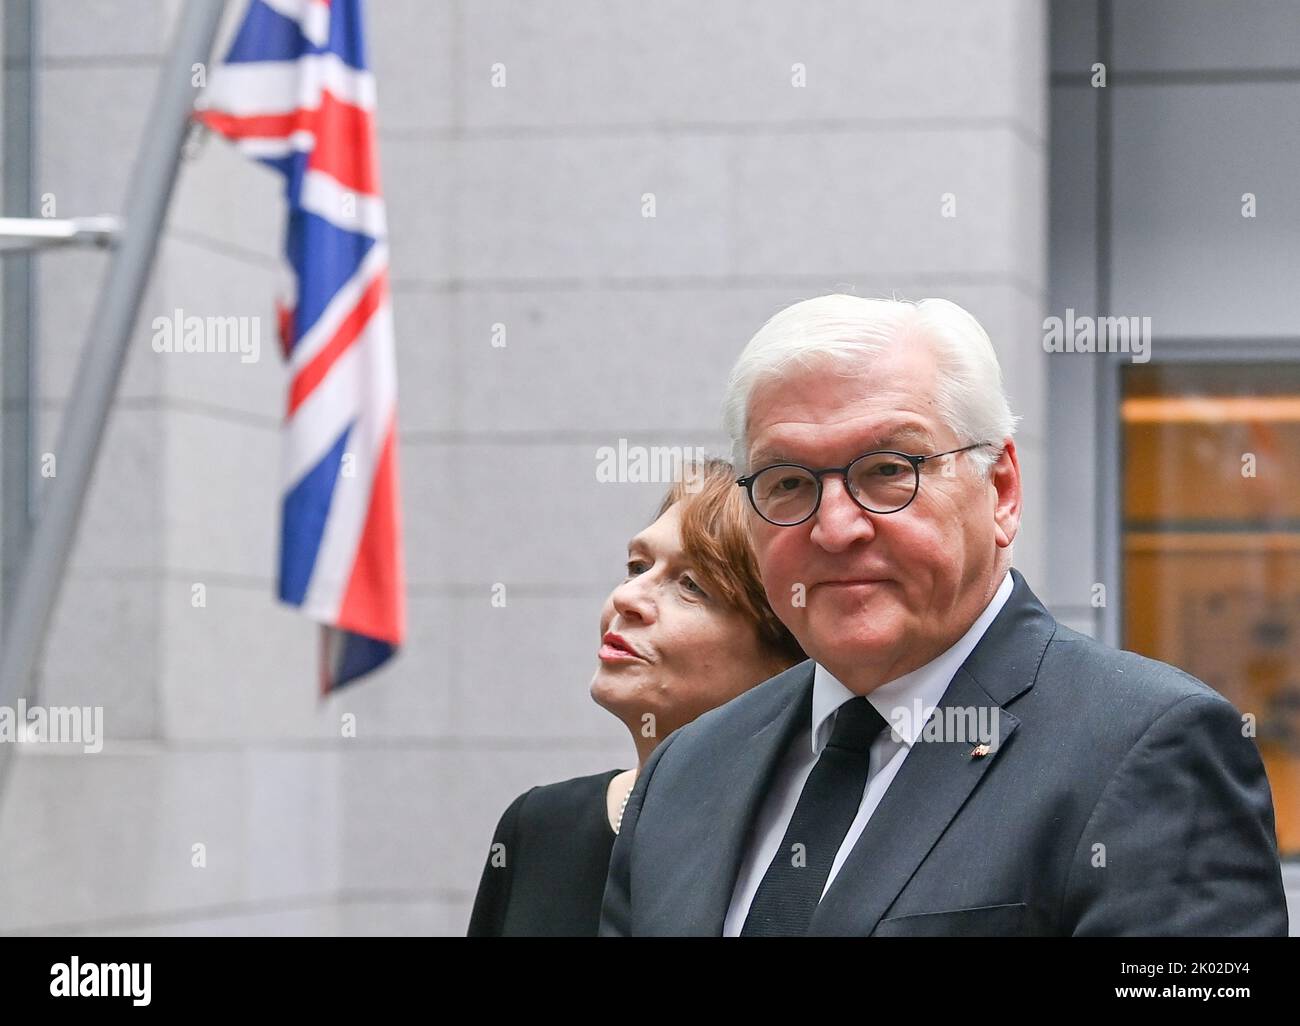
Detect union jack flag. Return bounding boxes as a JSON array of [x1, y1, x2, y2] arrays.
[[195, 0, 405, 693]]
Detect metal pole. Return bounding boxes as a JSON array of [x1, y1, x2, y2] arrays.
[[1, 0, 40, 635], [0, 1, 227, 739]]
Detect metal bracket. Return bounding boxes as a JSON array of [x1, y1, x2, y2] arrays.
[[0, 215, 122, 251]]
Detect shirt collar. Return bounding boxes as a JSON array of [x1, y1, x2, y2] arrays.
[[809, 570, 1014, 755]]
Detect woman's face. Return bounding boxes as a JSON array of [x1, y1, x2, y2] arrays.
[[590, 502, 783, 742]]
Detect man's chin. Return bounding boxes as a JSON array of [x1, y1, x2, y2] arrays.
[[807, 625, 903, 671], [809, 585, 899, 620], [810, 580, 898, 608]]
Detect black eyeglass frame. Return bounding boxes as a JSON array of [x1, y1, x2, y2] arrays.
[[735, 441, 994, 526]]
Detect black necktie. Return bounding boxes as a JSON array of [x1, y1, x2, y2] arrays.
[[740, 696, 887, 936]]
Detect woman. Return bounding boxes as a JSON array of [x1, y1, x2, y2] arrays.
[[467, 458, 805, 936]]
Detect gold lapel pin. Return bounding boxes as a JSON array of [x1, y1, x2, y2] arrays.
[[970, 743, 991, 758]]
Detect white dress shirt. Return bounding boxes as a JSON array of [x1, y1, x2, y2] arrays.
[[722, 570, 1013, 936]]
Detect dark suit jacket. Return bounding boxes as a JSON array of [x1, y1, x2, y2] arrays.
[[599, 568, 1289, 936]]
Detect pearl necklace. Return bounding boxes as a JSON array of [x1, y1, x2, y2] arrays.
[[614, 773, 636, 834]]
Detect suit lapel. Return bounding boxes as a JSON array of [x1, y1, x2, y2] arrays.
[[677, 662, 815, 935], [806, 668, 1019, 934], [807, 567, 1057, 935]]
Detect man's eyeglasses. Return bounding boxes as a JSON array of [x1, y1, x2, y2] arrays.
[[736, 442, 993, 526]]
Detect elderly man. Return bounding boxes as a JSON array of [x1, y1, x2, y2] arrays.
[[599, 294, 1288, 936]]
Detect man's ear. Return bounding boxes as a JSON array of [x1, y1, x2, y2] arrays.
[[989, 438, 1021, 548]]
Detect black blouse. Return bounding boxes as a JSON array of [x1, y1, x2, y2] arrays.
[[467, 768, 627, 936]]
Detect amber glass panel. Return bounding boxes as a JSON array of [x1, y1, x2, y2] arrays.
[[1122, 362, 1300, 858]]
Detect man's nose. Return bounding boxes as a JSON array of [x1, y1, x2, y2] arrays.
[[809, 474, 876, 551]]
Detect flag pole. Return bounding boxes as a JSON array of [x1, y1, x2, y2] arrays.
[[0, 0, 227, 780]]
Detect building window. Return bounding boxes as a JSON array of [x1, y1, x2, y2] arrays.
[[1123, 361, 1300, 856]]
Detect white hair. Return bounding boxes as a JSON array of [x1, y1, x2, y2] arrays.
[[723, 294, 1019, 475]]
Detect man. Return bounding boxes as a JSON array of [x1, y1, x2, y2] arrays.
[[598, 294, 1288, 936]]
